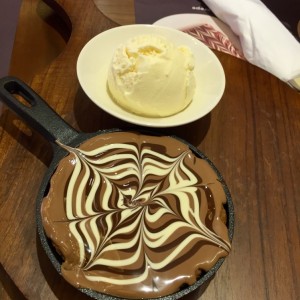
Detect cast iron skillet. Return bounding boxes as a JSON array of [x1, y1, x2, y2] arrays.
[[0, 76, 234, 300]]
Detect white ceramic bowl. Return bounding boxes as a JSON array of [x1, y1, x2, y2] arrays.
[[77, 24, 225, 127]]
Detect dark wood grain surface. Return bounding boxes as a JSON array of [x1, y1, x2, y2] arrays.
[[0, 0, 299, 299]]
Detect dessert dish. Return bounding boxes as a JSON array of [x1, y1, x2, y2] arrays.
[[41, 131, 232, 299], [77, 24, 226, 127], [0, 76, 231, 299], [107, 34, 195, 117]]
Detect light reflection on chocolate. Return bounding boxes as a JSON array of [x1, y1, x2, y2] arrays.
[[41, 132, 231, 299]]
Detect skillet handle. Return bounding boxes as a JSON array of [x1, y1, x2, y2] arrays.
[[0, 76, 79, 145]]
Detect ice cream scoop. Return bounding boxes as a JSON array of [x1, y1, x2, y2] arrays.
[[107, 34, 196, 117]]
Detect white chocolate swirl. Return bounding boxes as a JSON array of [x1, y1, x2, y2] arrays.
[[42, 132, 231, 299]]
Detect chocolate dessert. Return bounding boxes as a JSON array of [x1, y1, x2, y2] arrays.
[[41, 132, 231, 299]]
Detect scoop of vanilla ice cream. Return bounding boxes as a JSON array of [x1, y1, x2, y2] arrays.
[[107, 34, 195, 117]]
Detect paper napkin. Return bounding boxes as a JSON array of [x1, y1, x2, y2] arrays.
[[202, 0, 300, 87]]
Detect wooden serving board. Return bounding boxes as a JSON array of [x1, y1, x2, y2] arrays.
[[1, 0, 300, 300]]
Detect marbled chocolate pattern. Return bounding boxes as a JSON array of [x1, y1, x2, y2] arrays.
[[42, 132, 231, 299]]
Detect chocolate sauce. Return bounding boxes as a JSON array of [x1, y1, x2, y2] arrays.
[[42, 132, 231, 299]]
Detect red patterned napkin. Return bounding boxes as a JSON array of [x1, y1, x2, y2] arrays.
[[182, 23, 244, 59]]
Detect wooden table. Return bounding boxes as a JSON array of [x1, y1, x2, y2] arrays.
[[0, 0, 299, 299]]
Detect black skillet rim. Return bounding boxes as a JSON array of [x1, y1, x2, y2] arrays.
[[36, 128, 235, 300]]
